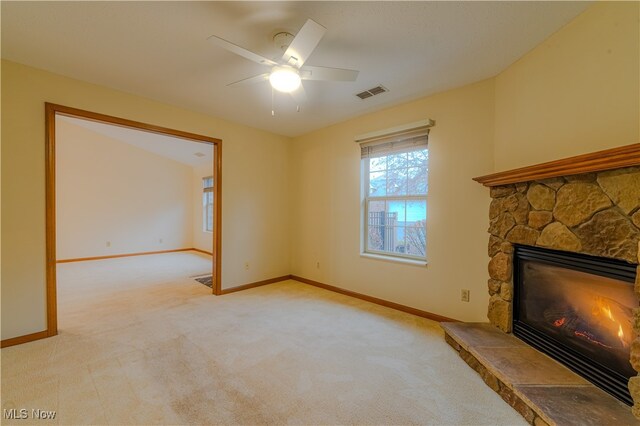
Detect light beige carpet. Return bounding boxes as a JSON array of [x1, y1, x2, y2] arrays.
[[1, 251, 525, 425]]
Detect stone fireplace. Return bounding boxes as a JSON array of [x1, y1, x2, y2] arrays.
[[483, 162, 640, 410], [443, 144, 640, 424]]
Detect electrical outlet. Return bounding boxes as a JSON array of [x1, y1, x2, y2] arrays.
[[106, 241, 111, 247], [244, 261, 250, 270], [159, 238, 163, 244], [461, 289, 470, 302], [316, 261, 320, 269]]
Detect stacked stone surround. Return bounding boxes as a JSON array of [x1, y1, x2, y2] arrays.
[[485, 165, 640, 416]]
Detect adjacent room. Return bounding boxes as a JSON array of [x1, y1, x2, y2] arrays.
[[1, 1, 639, 425], [55, 114, 217, 329]]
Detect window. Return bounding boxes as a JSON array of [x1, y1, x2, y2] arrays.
[[202, 176, 214, 232], [359, 122, 431, 261]]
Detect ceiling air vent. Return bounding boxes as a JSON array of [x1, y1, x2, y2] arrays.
[[356, 91, 374, 100], [355, 85, 388, 100]]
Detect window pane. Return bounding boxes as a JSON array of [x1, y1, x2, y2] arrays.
[[406, 200, 426, 223], [387, 152, 408, 169], [386, 168, 407, 196], [405, 226, 426, 257], [369, 156, 386, 172], [408, 149, 428, 167], [368, 225, 398, 253], [393, 226, 407, 254], [368, 206, 392, 228], [203, 192, 214, 232], [369, 171, 387, 196], [368, 200, 385, 215], [407, 167, 428, 195], [367, 226, 385, 252], [367, 224, 409, 255], [207, 207, 213, 231], [367, 200, 403, 253], [387, 200, 406, 223]]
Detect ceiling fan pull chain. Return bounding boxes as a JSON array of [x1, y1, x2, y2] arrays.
[[271, 87, 275, 117]]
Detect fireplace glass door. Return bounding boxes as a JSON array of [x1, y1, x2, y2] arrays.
[[513, 245, 637, 405]]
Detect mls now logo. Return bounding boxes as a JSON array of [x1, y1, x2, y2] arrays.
[[3, 408, 56, 420], [3, 409, 28, 419]]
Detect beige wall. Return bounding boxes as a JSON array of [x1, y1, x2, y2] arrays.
[[56, 119, 194, 260], [192, 164, 214, 253], [494, 1, 639, 171], [1, 60, 292, 340], [291, 79, 496, 322]]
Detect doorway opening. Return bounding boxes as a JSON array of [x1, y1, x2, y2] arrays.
[[45, 103, 222, 337]]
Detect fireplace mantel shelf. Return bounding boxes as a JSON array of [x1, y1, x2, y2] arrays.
[[473, 143, 640, 187]]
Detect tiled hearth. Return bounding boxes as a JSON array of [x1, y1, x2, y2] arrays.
[[442, 322, 637, 425]]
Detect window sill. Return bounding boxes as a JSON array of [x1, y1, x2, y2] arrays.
[[360, 252, 427, 267]]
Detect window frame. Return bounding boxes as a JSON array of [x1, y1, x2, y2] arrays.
[[202, 176, 214, 233], [357, 120, 434, 264], [362, 151, 428, 262]]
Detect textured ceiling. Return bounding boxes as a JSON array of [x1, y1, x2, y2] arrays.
[[2, 1, 591, 137]]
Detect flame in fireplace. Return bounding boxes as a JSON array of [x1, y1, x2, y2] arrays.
[[618, 324, 626, 347], [593, 297, 614, 320], [591, 296, 628, 348]]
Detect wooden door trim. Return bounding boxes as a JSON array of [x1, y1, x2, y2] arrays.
[[44, 102, 223, 340]]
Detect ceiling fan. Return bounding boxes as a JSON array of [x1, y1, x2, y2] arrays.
[[207, 19, 359, 106]]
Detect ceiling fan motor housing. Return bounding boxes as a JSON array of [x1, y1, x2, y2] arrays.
[[273, 32, 295, 52]]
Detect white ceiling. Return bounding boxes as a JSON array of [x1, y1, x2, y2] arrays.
[[2, 1, 591, 137], [58, 115, 213, 168]]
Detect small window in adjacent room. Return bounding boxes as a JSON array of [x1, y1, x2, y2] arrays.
[[202, 176, 214, 232], [358, 120, 433, 262]]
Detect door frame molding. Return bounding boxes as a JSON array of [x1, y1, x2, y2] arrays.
[[44, 102, 223, 338]]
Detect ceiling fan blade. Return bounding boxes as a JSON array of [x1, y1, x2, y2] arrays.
[[282, 19, 326, 68], [290, 84, 307, 106], [300, 65, 359, 82], [227, 73, 270, 87], [208, 35, 277, 67]]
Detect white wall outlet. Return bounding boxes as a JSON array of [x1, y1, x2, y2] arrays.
[[461, 289, 470, 302], [316, 261, 320, 269], [106, 241, 111, 247], [159, 238, 163, 244], [244, 261, 250, 270]]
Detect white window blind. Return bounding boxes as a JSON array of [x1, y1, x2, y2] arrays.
[[360, 135, 429, 159], [356, 119, 433, 152]]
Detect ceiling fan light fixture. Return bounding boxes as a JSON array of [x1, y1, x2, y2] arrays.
[[269, 67, 301, 93]]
